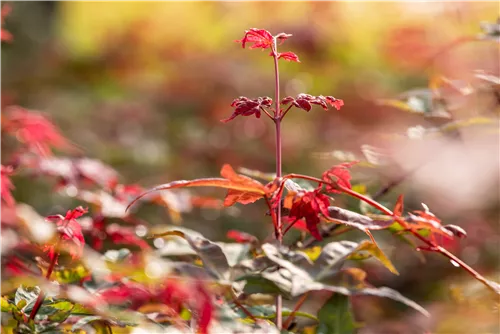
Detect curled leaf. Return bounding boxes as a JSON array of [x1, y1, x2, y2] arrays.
[[277, 51, 300, 62], [221, 96, 272, 123]]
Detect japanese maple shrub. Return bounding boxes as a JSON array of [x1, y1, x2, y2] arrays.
[[2, 20, 499, 334], [126, 27, 500, 332]]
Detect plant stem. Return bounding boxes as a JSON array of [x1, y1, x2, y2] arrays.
[[283, 292, 309, 329], [272, 36, 283, 330], [29, 252, 59, 320]]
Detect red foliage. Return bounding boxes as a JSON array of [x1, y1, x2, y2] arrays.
[[97, 280, 153, 310], [193, 281, 213, 334], [281, 94, 344, 112], [44, 206, 88, 261], [1, 3, 12, 42], [226, 229, 257, 243], [321, 161, 358, 193], [236, 28, 274, 49], [2, 106, 73, 156], [277, 51, 300, 62], [221, 96, 272, 123], [220, 164, 266, 206], [106, 223, 151, 250], [287, 190, 331, 240], [1, 165, 15, 206]]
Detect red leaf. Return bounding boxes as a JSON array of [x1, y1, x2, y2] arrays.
[[75, 158, 119, 189], [277, 51, 300, 62], [1, 4, 12, 42], [127, 164, 266, 211], [227, 230, 257, 243], [157, 279, 190, 314], [221, 96, 272, 123], [220, 164, 266, 206], [194, 281, 213, 334], [408, 204, 453, 239], [1, 165, 15, 207], [106, 223, 151, 250], [97, 280, 152, 310], [236, 28, 274, 49], [287, 190, 332, 240], [2, 106, 74, 156], [321, 161, 358, 193], [44, 207, 88, 261], [282, 94, 344, 112]]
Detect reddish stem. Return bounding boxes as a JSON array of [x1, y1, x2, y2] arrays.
[[279, 104, 293, 121], [284, 173, 499, 294], [337, 184, 499, 294], [260, 106, 274, 120], [271, 35, 283, 330], [283, 292, 309, 329], [28, 252, 60, 320]]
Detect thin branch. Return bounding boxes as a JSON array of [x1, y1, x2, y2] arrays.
[[279, 104, 294, 121], [283, 292, 309, 329], [260, 106, 274, 120]]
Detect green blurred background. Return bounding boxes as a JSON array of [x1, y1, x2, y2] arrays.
[[2, 2, 499, 332]]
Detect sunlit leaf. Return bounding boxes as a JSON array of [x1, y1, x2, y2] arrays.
[[127, 164, 266, 211], [349, 240, 399, 275]]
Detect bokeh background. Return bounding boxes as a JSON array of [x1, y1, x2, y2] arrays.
[[2, 2, 499, 333]]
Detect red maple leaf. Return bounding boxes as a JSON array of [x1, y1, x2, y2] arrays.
[[1, 165, 15, 206], [44, 206, 88, 261], [277, 51, 300, 62], [221, 96, 272, 123], [321, 161, 358, 193], [3, 106, 73, 156], [281, 94, 344, 112], [288, 190, 331, 240], [97, 280, 152, 310], [236, 28, 274, 49], [106, 223, 151, 250], [227, 229, 257, 243], [1, 4, 12, 42]]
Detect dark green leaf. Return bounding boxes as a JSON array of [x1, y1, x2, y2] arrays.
[[317, 294, 357, 334]]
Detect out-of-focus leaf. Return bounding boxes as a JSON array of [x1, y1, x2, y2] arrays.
[[377, 88, 452, 118], [54, 264, 90, 284], [312, 241, 359, 280], [316, 294, 356, 334], [103, 248, 131, 263], [237, 243, 428, 316], [72, 316, 104, 331], [349, 240, 399, 275], [1, 297, 15, 312], [234, 304, 318, 322], [326, 206, 394, 232], [322, 162, 358, 194], [479, 18, 500, 41], [14, 285, 40, 312], [227, 229, 258, 244], [152, 230, 230, 280]]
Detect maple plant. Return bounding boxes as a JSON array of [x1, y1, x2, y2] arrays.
[[1, 9, 500, 333]]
